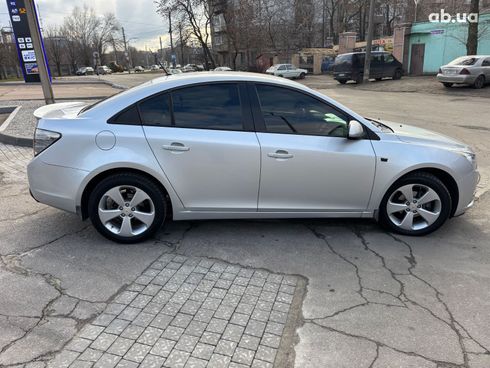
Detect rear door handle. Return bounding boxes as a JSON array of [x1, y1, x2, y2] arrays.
[[267, 150, 293, 159], [162, 143, 190, 152]]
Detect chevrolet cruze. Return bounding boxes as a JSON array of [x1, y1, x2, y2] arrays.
[[27, 72, 479, 243]]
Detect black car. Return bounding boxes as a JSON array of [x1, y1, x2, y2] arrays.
[[333, 52, 403, 84]]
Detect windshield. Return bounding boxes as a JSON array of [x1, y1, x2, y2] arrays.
[[335, 54, 353, 65], [449, 57, 479, 66]]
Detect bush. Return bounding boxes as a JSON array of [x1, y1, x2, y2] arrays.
[[108, 62, 124, 73]]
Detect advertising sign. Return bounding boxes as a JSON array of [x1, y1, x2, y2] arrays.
[[5, 0, 51, 83]]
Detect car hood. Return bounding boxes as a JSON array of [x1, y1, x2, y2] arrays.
[[377, 119, 472, 152], [34, 102, 88, 120]]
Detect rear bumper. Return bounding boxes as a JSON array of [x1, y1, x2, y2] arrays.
[[333, 72, 353, 80], [27, 158, 89, 215], [437, 73, 477, 84]]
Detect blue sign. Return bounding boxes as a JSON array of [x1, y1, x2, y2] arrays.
[[5, 0, 51, 83]]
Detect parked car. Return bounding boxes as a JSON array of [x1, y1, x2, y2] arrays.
[[168, 68, 183, 75], [214, 66, 232, 71], [333, 52, 403, 84], [96, 65, 112, 75], [134, 66, 145, 73], [150, 65, 160, 71], [182, 64, 204, 72], [437, 55, 490, 89], [266, 64, 307, 79], [28, 72, 478, 243], [75, 67, 94, 76]]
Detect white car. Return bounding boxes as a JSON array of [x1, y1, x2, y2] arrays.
[[27, 72, 478, 243], [266, 64, 307, 79], [168, 68, 183, 75], [214, 66, 232, 71]]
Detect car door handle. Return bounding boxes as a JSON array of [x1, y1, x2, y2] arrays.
[[162, 143, 190, 152], [267, 150, 293, 159]]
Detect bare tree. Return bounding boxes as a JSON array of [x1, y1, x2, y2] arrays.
[[44, 26, 64, 76], [156, 0, 217, 69], [467, 0, 480, 55]]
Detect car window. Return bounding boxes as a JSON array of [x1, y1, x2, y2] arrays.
[[483, 58, 490, 66], [372, 54, 384, 63], [256, 84, 350, 137], [172, 84, 243, 130], [287, 65, 295, 70], [138, 93, 172, 126], [384, 54, 394, 63], [109, 105, 141, 125], [277, 65, 286, 70], [449, 56, 479, 66]]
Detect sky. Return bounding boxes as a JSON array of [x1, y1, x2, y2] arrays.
[[0, 0, 171, 50]]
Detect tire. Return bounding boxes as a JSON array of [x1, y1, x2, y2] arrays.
[[88, 173, 167, 243], [375, 77, 382, 81], [473, 75, 485, 89], [299, 72, 306, 79], [278, 74, 284, 78], [393, 69, 402, 80], [337, 79, 347, 85], [443, 82, 453, 88], [355, 74, 363, 84], [379, 172, 452, 236]]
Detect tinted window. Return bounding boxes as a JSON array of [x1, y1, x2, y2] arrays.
[[335, 54, 353, 66], [256, 85, 350, 137], [483, 58, 490, 66], [384, 54, 394, 63], [109, 105, 141, 125], [449, 57, 479, 66], [139, 93, 172, 126], [372, 54, 383, 63], [277, 65, 286, 70], [172, 84, 243, 130]]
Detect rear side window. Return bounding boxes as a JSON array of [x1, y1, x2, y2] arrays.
[[483, 58, 490, 66], [335, 54, 353, 65], [384, 54, 394, 63], [172, 84, 243, 130], [138, 94, 172, 126], [109, 105, 141, 125]]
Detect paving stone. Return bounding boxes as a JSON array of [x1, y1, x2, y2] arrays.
[[269, 311, 288, 324], [279, 284, 295, 295], [183, 356, 207, 368], [254, 346, 276, 364], [105, 303, 127, 315], [139, 354, 165, 368], [188, 292, 208, 303], [154, 291, 173, 304], [107, 337, 134, 357], [244, 320, 266, 338], [48, 350, 80, 368], [178, 283, 197, 294], [119, 307, 142, 321], [79, 348, 103, 362], [130, 295, 153, 309], [232, 347, 255, 366], [214, 305, 234, 320], [174, 335, 199, 353], [161, 303, 182, 317], [127, 284, 146, 293], [191, 342, 214, 360], [221, 294, 241, 308], [228, 285, 246, 296], [185, 320, 208, 338], [70, 360, 94, 368], [144, 302, 164, 315], [121, 324, 145, 340], [222, 324, 244, 343], [204, 272, 221, 282], [249, 278, 266, 288], [91, 333, 118, 351], [114, 359, 138, 368], [194, 308, 214, 323], [93, 314, 117, 327], [66, 338, 93, 353], [79, 325, 105, 341], [202, 297, 221, 311], [206, 318, 228, 334], [171, 313, 193, 329], [215, 339, 237, 357], [124, 343, 151, 363], [251, 359, 273, 368], [235, 303, 254, 315], [115, 292, 139, 305], [262, 283, 279, 294], [260, 333, 281, 349], [233, 277, 249, 287], [276, 292, 293, 304], [138, 327, 164, 346], [199, 331, 221, 346], [251, 309, 270, 323], [196, 280, 216, 293], [272, 302, 290, 314], [230, 313, 250, 327], [238, 334, 261, 351], [151, 314, 173, 330], [150, 338, 176, 358], [105, 319, 131, 335], [210, 288, 227, 299], [207, 354, 231, 368], [93, 353, 121, 368], [255, 301, 273, 313], [264, 322, 284, 336], [142, 284, 163, 297], [165, 349, 190, 368], [161, 326, 185, 341]]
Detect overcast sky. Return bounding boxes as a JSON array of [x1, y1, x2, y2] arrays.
[[0, 0, 171, 50]]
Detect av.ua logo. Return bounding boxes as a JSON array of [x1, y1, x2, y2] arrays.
[[429, 9, 479, 23]]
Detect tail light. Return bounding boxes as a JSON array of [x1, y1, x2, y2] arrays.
[[34, 128, 61, 156], [460, 68, 470, 75]]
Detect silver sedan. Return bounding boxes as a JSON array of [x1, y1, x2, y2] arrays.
[[437, 55, 490, 89], [27, 72, 479, 243]]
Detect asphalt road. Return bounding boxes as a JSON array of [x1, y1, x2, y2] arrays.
[[0, 77, 489, 368]]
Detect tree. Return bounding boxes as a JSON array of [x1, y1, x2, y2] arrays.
[[156, 0, 217, 69], [466, 0, 479, 55], [44, 26, 64, 76]]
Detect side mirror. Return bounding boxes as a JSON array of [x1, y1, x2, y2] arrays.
[[347, 120, 364, 139]]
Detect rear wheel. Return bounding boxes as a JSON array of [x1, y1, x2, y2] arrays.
[[443, 82, 453, 88], [473, 75, 485, 89], [299, 72, 306, 79], [393, 69, 402, 80], [278, 74, 284, 78], [337, 79, 347, 84], [355, 74, 363, 84], [375, 77, 382, 81], [379, 172, 451, 236], [88, 173, 166, 243]]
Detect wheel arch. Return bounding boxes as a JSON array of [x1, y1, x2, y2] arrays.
[[80, 167, 174, 220], [383, 167, 459, 217]]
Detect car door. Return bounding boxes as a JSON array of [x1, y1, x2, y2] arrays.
[[142, 83, 261, 211], [370, 53, 384, 78], [276, 65, 287, 76], [286, 65, 297, 78], [251, 83, 376, 212]]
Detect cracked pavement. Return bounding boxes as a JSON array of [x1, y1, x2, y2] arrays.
[[1, 86, 490, 368]]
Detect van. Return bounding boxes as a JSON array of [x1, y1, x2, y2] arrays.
[[333, 52, 403, 84]]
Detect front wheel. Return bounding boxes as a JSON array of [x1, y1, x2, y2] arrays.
[[88, 173, 167, 243], [443, 82, 453, 88], [393, 69, 402, 80], [473, 75, 485, 89], [379, 172, 451, 236]]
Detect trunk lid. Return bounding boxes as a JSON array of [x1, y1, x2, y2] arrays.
[[34, 102, 88, 120]]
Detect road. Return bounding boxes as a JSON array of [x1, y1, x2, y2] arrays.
[[0, 75, 489, 368]]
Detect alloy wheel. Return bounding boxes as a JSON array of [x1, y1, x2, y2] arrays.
[[98, 185, 155, 237], [386, 184, 442, 231]]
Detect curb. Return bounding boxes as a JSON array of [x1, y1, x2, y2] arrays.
[[0, 105, 33, 147]]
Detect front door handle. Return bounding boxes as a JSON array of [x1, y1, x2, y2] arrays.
[[267, 150, 293, 159], [162, 143, 190, 152]]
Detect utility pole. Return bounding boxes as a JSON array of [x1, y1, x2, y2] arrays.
[[362, 0, 375, 83], [168, 11, 175, 67], [322, 0, 326, 47], [122, 27, 131, 74], [24, 0, 54, 104]]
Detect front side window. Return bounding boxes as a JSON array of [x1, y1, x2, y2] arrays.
[[256, 84, 350, 137], [277, 65, 286, 70], [172, 84, 243, 130], [384, 54, 394, 63]]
